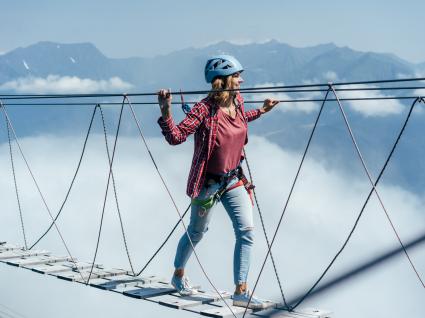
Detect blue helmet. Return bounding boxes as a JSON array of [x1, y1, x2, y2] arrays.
[[204, 55, 244, 83]]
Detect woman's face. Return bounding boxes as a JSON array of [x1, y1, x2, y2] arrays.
[[229, 72, 244, 94]]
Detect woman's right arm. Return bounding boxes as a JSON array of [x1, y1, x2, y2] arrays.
[[157, 89, 206, 145]]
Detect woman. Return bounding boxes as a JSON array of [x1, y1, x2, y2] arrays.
[[157, 55, 279, 309]]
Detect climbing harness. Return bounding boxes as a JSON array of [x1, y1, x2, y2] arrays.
[[191, 165, 253, 214]]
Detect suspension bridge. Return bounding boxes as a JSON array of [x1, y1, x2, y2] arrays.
[[0, 77, 424, 318]]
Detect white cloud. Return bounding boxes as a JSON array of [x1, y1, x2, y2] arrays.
[[336, 84, 405, 117], [0, 133, 424, 318], [301, 73, 408, 117], [0, 75, 133, 94], [323, 71, 338, 82], [247, 82, 320, 113]]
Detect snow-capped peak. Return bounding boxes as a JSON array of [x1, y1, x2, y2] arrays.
[[22, 60, 30, 70]]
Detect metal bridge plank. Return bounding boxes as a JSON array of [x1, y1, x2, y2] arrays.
[[56, 268, 110, 282], [123, 282, 176, 299], [73, 269, 129, 283], [89, 274, 163, 290], [32, 261, 95, 274], [250, 308, 299, 318], [7, 255, 71, 267], [0, 250, 50, 260], [0, 243, 22, 252], [113, 284, 145, 294], [31, 263, 74, 274], [6, 255, 49, 266], [200, 304, 253, 317], [158, 291, 232, 309], [181, 303, 223, 316]]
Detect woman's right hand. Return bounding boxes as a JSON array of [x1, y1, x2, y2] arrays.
[[158, 89, 172, 119]]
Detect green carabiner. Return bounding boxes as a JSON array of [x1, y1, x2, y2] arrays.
[[191, 195, 216, 210]]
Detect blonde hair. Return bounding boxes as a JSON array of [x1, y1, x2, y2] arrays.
[[208, 75, 234, 106]]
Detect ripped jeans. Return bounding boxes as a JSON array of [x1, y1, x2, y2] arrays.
[[174, 176, 254, 285]]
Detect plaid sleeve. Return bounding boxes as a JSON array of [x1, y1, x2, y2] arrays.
[[244, 108, 262, 122], [157, 102, 207, 145]]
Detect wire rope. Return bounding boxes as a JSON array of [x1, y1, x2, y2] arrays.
[[241, 88, 332, 317], [29, 105, 99, 249], [290, 96, 424, 310], [0, 77, 424, 101], [243, 149, 290, 310], [1, 96, 423, 107], [329, 86, 425, 288], [5, 116, 28, 249], [0, 101, 84, 281], [86, 98, 125, 283]]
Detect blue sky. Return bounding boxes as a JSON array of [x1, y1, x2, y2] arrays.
[[1, 0, 424, 62]]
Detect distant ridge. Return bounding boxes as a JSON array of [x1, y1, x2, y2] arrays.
[[0, 40, 420, 90]]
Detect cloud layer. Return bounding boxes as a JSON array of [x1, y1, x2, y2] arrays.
[[0, 133, 424, 318], [248, 82, 320, 114], [338, 84, 405, 117], [0, 75, 133, 94], [248, 79, 408, 117]]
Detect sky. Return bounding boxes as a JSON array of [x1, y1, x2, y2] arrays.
[[0, 0, 424, 63]]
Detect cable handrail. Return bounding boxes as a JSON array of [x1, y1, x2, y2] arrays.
[[0, 95, 423, 107], [0, 77, 424, 100]]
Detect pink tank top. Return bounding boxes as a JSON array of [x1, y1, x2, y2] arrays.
[[206, 108, 247, 175]]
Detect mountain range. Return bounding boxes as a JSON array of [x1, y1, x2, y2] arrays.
[[0, 40, 424, 195], [0, 40, 423, 89]]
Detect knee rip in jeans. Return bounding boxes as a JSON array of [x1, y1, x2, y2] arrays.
[[198, 206, 209, 217]]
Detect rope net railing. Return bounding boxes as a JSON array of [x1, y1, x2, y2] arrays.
[[0, 77, 424, 315]]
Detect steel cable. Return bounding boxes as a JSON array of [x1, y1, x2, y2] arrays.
[[329, 86, 425, 288], [241, 88, 332, 317], [29, 105, 99, 249], [0, 101, 84, 281], [5, 116, 28, 249], [290, 96, 424, 310], [134, 203, 191, 277], [86, 98, 125, 284], [1, 95, 423, 107], [242, 149, 290, 310], [0, 76, 424, 100]]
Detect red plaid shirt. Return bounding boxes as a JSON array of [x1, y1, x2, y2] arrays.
[[158, 94, 262, 198]]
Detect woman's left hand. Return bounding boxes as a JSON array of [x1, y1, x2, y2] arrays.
[[260, 98, 279, 114]]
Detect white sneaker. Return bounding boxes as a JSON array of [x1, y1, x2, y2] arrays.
[[233, 290, 267, 309], [171, 275, 198, 296]]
